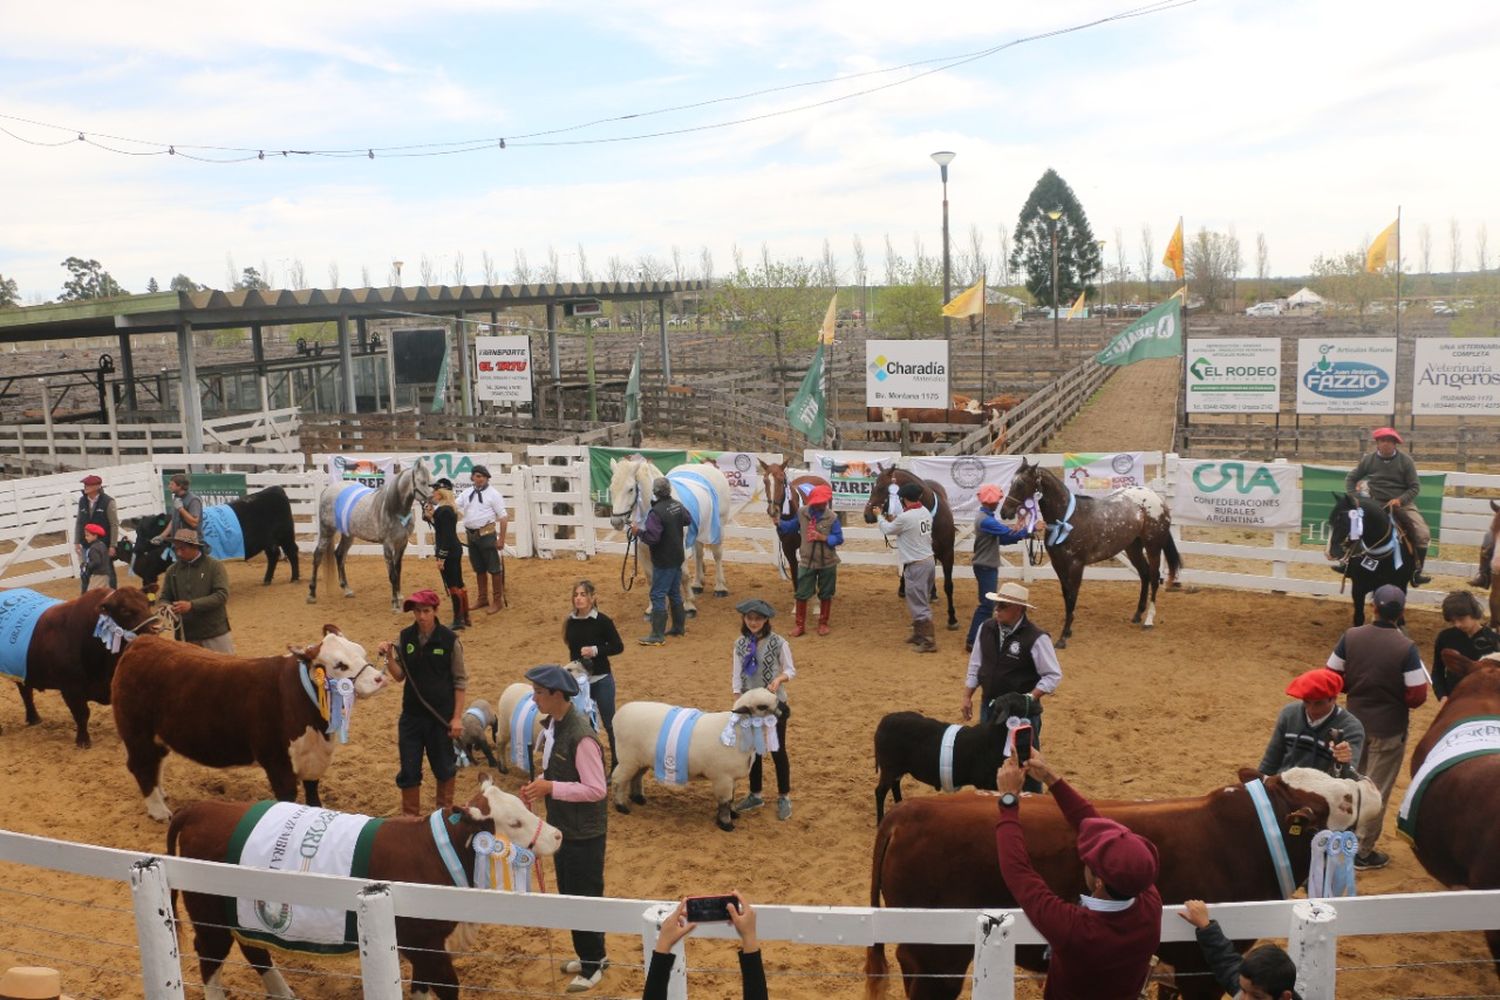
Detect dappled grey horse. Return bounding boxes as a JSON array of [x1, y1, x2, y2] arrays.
[[308, 459, 434, 611]]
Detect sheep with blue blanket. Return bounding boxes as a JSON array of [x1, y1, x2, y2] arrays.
[[611, 688, 780, 831]]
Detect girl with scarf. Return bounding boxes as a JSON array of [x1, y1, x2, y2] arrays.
[[730, 598, 796, 821]]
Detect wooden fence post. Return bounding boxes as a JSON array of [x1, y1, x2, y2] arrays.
[[105, 384, 121, 464], [129, 859, 186, 1000], [38, 378, 57, 468], [641, 903, 688, 1000], [356, 883, 405, 1000], [970, 911, 1017, 1000], [899, 419, 911, 455], [1288, 899, 1338, 1000]]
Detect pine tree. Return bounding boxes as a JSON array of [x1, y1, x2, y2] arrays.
[[1008, 169, 1102, 308], [146, 277, 160, 293]]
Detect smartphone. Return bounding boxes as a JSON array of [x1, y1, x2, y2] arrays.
[[684, 894, 737, 923], [1013, 726, 1033, 765]]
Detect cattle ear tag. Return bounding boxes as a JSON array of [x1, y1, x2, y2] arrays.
[[1288, 822, 1303, 836], [447, 812, 461, 826]]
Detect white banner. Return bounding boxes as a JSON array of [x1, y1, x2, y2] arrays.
[[908, 456, 1024, 520], [475, 336, 534, 403], [1186, 338, 1281, 413], [326, 452, 508, 488], [1173, 459, 1301, 529], [1296, 338, 1397, 414], [865, 340, 950, 407], [803, 450, 897, 512], [1061, 452, 1147, 496], [1412, 340, 1500, 415], [707, 451, 762, 505]]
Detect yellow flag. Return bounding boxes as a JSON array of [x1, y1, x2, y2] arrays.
[[1163, 219, 1184, 280], [818, 293, 838, 345], [941, 276, 986, 318], [1366, 219, 1399, 273], [1169, 285, 1188, 301], [1065, 291, 1087, 319]]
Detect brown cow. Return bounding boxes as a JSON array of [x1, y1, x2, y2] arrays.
[[112, 626, 391, 821], [1410, 650, 1500, 976], [864, 768, 1380, 1000], [167, 774, 563, 1000], [8, 586, 157, 748]]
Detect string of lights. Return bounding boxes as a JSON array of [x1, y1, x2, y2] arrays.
[[0, 0, 1196, 163]]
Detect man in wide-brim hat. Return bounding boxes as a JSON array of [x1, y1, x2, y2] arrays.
[[159, 527, 234, 653]]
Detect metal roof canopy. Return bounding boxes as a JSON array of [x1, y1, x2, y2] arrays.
[[0, 280, 702, 452]]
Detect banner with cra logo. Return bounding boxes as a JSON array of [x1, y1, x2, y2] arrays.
[[1296, 339, 1396, 414], [326, 453, 504, 488], [865, 340, 949, 407], [1172, 459, 1301, 530]]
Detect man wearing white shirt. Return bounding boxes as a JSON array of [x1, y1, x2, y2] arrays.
[[457, 465, 509, 614]]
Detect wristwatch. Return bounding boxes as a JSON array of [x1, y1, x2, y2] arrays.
[[999, 792, 1019, 809]]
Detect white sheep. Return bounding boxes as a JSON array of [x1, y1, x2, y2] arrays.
[[493, 661, 595, 776], [610, 688, 781, 831]]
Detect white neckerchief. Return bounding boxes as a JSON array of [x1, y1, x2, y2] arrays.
[[1079, 894, 1136, 913], [570, 609, 599, 620], [1305, 707, 1335, 728]]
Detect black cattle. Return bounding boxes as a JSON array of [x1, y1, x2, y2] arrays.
[[127, 486, 300, 591], [873, 692, 1033, 821]]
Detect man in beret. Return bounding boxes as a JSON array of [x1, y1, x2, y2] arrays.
[[74, 473, 119, 588], [159, 529, 233, 653], [1344, 428, 1431, 585], [777, 481, 843, 636], [878, 480, 937, 652], [521, 664, 610, 993], [1326, 584, 1428, 870], [456, 465, 509, 614], [1258, 668, 1365, 779], [377, 589, 468, 817], [995, 752, 1162, 999], [635, 477, 691, 647]]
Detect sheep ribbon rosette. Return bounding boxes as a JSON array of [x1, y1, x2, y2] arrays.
[[720, 715, 781, 754]]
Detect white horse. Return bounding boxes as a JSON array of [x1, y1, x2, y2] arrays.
[[308, 459, 434, 611], [606, 455, 730, 615]]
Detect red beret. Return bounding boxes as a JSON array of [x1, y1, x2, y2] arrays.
[[806, 484, 833, 506], [84, 523, 107, 537], [1286, 668, 1343, 700], [81, 475, 103, 486], [1076, 817, 1159, 897], [402, 589, 442, 611]]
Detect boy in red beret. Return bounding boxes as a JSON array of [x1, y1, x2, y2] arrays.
[[81, 522, 112, 592], [1258, 668, 1365, 780]]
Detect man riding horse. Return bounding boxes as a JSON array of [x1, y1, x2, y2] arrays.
[[1336, 428, 1432, 587]]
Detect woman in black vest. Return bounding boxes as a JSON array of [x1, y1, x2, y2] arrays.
[[377, 589, 468, 818]]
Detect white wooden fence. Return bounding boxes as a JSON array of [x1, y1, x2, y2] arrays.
[[0, 828, 1496, 1000]]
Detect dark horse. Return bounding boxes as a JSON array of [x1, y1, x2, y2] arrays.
[[862, 467, 959, 630], [1325, 492, 1414, 626], [759, 459, 830, 589], [998, 458, 1180, 648]]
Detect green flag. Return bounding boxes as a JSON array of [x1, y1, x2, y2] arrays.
[[787, 343, 827, 442], [1095, 297, 1182, 366], [431, 342, 451, 412], [625, 347, 642, 424]]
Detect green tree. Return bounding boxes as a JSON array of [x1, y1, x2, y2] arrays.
[[1310, 250, 1388, 318], [875, 241, 943, 338], [235, 267, 269, 291], [146, 277, 160, 293], [1008, 169, 1101, 309], [712, 247, 825, 406], [0, 273, 19, 309], [169, 274, 203, 293], [58, 257, 127, 301]]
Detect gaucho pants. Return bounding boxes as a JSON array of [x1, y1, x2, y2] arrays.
[[903, 557, 935, 623], [553, 833, 608, 973]]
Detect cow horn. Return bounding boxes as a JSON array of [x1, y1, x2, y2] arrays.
[[321, 624, 343, 637]]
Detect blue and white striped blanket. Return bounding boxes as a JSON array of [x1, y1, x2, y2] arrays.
[[509, 694, 540, 774], [667, 469, 722, 549], [654, 706, 703, 785], [333, 483, 374, 536]]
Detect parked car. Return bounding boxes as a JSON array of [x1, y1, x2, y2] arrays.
[[1434, 305, 1458, 317], [1245, 302, 1282, 317]]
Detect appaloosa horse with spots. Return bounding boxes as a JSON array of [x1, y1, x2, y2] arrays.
[[862, 468, 959, 631], [999, 459, 1180, 647]]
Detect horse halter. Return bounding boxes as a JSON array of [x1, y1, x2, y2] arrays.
[[610, 478, 644, 522]]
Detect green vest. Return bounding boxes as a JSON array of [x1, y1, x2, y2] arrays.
[[543, 705, 608, 840]]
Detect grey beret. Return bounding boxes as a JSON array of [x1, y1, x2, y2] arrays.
[[735, 598, 776, 618], [525, 663, 579, 695]]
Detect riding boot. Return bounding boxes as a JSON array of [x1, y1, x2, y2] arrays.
[[639, 610, 668, 646], [400, 786, 422, 818], [472, 574, 490, 611], [667, 604, 687, 637], [1412, 546, 1432, 587], [817, 598, 833, 636], [435, 778, 456, 811], [1470, 536, 1494, 588], [790, 600, 808, 637], [904, 619, 921, 644], [448, 587, 466, 631], [487, 571, 505, 614], [914, 619, 938, 654], [458, 588, 473, 628]]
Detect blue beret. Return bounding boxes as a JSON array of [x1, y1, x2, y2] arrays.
[[525, 664, 579, 695]]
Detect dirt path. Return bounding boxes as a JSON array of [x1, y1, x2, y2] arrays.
[[1047, 357, 1180, 454]]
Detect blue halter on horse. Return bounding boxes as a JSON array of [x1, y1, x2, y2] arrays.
[[1326, 492, 1414, 626]]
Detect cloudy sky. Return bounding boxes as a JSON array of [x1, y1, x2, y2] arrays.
[[2, 0, 1497, 301]]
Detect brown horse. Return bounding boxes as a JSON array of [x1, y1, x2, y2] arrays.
[[758, 460, 831, 589], [1411, 650, 1500, 977], [862, 467, 959, 630], [1486, 500, 1500, 626], [999, 458, 1180, 648]]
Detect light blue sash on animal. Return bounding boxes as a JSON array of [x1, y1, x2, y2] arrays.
[[1047, 491, 1078, 546], [509, 694, 540, 774], [0, 589, 63, 684], [1245, 778, 1296, 899], [938, 724, 962, 793], [575, 675, 601, 733], [654, 707, 702, 785], [334, 483, 374, 536], [1307, 830, 1359, 898], [199, 504, 246, 560], [430, 808, 469, 887], [668, 470, 722, 548]]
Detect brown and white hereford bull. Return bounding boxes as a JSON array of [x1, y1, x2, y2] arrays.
[[9, 586, 157, 748], [865, 768, 1380, 1000], [112, 625, 390, 821], [168, 774, 562, 1000], [1409, 650, 1500, 976]]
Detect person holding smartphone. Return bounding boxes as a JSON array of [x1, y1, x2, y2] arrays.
[[647, 892, 766, 1000]]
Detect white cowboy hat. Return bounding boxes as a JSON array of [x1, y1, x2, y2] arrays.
[[0, 966, 77, 1000], [985, 582, 1035, 608]]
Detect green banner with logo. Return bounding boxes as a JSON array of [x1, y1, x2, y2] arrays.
[[1095, 297, 1182, 367], [787, 343, 827, 442], [1299, 465, 1445, 555], [162, 473, 246, 509], [588, 448, 689, 507]]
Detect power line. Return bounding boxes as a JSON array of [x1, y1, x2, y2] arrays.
[[0, 0, 1196, 163]]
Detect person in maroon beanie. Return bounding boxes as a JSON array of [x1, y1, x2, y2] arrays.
[[995, 752, 1162, 999]]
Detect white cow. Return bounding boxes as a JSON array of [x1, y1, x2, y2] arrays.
[[611, 688, 780, 831]]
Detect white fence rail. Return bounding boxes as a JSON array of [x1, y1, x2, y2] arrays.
[[0, 829, 1496, 1000]]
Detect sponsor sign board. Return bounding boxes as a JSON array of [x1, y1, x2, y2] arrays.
[[865, 340, 949, 407], [1295, 339, 1397, 414], [161, 473, 247, 508], [1185, 339, 1281, 413], [1062, 452, 1147, 496], [1172, 460, 1300, 529], [1411, 340, 1500, 414], [474, 336, 534, 403], [803, 450, 897, 512], [326, 453, 500, 489]]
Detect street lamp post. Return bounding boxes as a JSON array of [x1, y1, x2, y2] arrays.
[[392, 260, 404, 285], [1046, 209, 1062, 350], [931, 151, 956, 339], [1097, 240, 1108, 334]]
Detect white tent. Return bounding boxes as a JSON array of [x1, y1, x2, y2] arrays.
[[1288, 286, 1325, 308]]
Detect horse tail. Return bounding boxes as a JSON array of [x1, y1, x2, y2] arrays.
[[1163, 528, 1183, 578], [865, 819, 896, 1000]]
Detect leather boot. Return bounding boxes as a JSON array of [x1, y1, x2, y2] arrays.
[[905, 620, 921, 644], [790, 600, 808, 637], [458, 588, 473, 628], [667, 603, 687, 637], [400, 785, 422, 818], [639, 610, 667, 646], [915, 619, 938, 654], [487, 571, 505, 614], [472, 573, 490, 610], [817, 598, 833, 636], [448, 587, 466, 630], [435, 778, 456, 810], [1412, 547, 1432, 587]]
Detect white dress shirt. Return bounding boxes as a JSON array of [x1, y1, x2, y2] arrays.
[[458, 484, 508, 530]]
